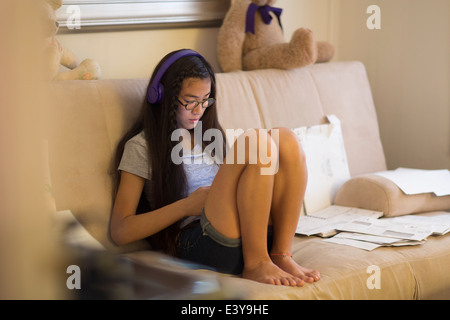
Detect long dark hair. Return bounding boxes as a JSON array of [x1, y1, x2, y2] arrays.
[[113, 49, 226, 255]]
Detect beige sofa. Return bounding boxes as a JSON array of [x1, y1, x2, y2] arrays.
[[48, 61, 450, 299]]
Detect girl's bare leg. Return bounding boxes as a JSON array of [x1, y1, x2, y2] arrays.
[[205, 129, 302, 286], [268, 128, 320, 283]]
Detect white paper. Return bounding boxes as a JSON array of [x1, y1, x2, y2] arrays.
[[337, 217, 433, 241], [296, 205, 383, 237], [374, 167, 450, 196], [292, 115, 351, 214], [333, 232, 403, 244], [388, 213, 450, 236], [324, 237, 382, 251], [324, 212, 450, 250], [298, 206, 450, 251], [325, 232, 425, 251]]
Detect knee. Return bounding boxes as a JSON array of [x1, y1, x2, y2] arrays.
[[228, 128, 279, 169], [270, 127, 306, 166]]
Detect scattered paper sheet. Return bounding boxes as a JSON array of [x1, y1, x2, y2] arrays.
[[324, 237, 382, 251], [373, 167, 450, 196], [325, 232, 424, 251], [333, 232, 404, 244], [388, 213, 450, 236], [296, 206, 450, 251], [337, 217, 433, 241], [296, 205, 383, 237]]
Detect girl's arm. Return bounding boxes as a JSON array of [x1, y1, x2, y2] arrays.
[[110, 171, 208, 246]]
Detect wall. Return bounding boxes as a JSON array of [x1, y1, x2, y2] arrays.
[[334, 0, 450, 170], [58, 27, 222, 79], [56, 0, 334, 78], [56, 0, 449, 170]]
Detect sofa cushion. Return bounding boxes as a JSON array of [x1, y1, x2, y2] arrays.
[[309, 62, 387, 177], [125, 230, 450, 299], [211, 230, 450, 299], [48, 80, 149, 252], [215, 71, 265, 132], [217, 62, 387, 177], [334, 174, 450, 217]]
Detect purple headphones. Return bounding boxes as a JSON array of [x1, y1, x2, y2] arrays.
[[147, 49, 203, 104]]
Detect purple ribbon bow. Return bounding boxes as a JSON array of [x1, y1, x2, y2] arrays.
[[245, 3, 283, 34]]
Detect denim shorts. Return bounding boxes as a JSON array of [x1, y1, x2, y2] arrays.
[[176, 209, 273, 275]]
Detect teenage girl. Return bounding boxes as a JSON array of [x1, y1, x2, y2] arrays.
[[110, 49, 320, 286]]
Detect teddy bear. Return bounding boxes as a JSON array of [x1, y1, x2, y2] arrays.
[[217, 0, 335, 72], [41, 0, 101, 81]]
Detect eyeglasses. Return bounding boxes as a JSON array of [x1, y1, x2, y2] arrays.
[[177, 97, 215, 111]]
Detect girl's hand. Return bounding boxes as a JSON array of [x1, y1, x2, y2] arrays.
[[184, 186, 210, 216]]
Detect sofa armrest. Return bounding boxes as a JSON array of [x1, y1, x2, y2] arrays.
[[334, 175, 450, 217]]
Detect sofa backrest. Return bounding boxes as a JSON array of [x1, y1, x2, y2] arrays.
[[215, 61, 387, 176], [48, 61, 386, 251]]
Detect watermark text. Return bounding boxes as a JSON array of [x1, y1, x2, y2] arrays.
[[171, 122, 279, 175]]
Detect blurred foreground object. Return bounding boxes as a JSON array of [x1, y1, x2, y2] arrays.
[[39, 0, 101, 81], [0, 0, 62, 299]]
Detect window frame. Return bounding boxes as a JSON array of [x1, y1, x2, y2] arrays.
[[56, 0, 230, 33]]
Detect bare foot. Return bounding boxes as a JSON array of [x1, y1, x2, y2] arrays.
[[270, 254, 321, 284], [242, 260, 304, 287]]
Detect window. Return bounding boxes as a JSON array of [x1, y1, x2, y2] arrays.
[[57, 0, 230, 33]]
